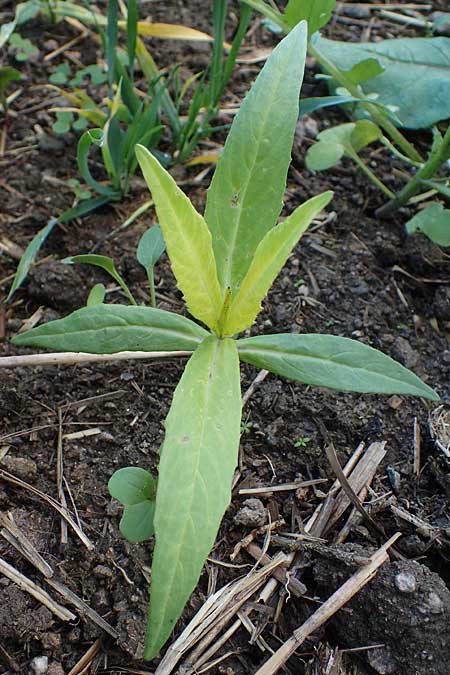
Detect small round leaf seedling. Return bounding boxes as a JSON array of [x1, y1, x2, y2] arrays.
[[108, 467, 157, 543]]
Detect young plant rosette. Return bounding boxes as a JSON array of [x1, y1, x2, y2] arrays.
[[13, 22, 438, 660]]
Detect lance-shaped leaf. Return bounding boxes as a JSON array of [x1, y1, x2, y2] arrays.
[[145, 336, 241, 659], [237, 334, 439, 400], [222, 192, 333, 336], [136, 145, 222, 332], [12, 305, 208, 353], [204, 21, 308, 295]]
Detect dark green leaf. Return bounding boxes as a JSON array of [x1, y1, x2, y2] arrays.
[[7, 220, 56, 301], [136, 225, 166, 272], [87, 283, 106, 306], [12, 304, 209, 353], [405, 203, 450, 247], [237, 333, 439, 400], [344, 58, 384, 85], [64, 254, 136, 305], [204, 21, 308, 295], [108, 467, 156, 505], [120, 501, 155, 542]]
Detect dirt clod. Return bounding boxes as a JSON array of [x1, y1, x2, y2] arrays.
[[234, 498, 267, 528]]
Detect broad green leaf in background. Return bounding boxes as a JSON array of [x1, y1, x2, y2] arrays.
[[137, 225, 166, 272], [316, 36, 450, 129], [406, 203, 450, 247], [12, 305, 209, 353], [64, 254, 136, 305], [237, 334, 439, 400], [109, 467, 156, 543], [145, 336, 241, 659], [306, 120, 382, 171], [223, 192, 333, 336], [136, 145, 222, 332], [204, 21, 308, 295], [87, 283, 106, 306], [285, 0, 335, 35]]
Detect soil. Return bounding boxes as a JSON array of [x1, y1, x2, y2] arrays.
[[1, 1, 449, 674]]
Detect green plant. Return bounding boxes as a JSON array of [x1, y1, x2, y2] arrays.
[[9, 32, 39, 61], [245, 0, 450, 245], [12, 23, 438, 659], [0, 66, 21, 155]]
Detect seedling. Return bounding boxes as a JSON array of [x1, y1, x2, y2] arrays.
[[108, 467, 156, 543], [136, 224, 166, 307], [294, 437, 311, 448], [0, 66, 21, 155], [13, 24, 438, 660]]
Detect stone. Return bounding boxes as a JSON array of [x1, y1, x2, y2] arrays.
[[391, 336, 419, 369], [30, 656, 48, 675], [394, 572, 416, 593], [38, 133, 65, 154], [431, 12, 450, 36], [1, 455, 37, 480], [234, 498, 267, 528]]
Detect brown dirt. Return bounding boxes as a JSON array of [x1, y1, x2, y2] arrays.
[[0, 1, 449, 674]]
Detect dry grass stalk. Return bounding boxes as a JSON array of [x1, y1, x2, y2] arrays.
[[0, 557, 76, 622], [154, 552, 288, 675], [324, 442, 387, 534], [0, 512, 54, 578], [0, 468, 93, 550], [253, 533, 401, 675], [0, 350, 191, 369], [67, 638, 103, 675], [47, 578, 119, 638]]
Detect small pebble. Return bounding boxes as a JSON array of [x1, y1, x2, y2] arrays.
[[419, 592, 444, 615], [431, 11, 450, 36], [344, 6, 370, 19], [394, 571, 416, 593], [1, 456, 37, 480], [30, 656, 48, 675]]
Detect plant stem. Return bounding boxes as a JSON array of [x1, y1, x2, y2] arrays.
[[377, 126, 450, 217], [148, 270, 156, 308], [350, 152, 396, 199], [308, 41, 424, 164]]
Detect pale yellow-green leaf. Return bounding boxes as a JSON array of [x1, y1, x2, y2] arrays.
[[144, 336, 241, 658], [222, 191, 333, 336], [136, 145, 222, 332]]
